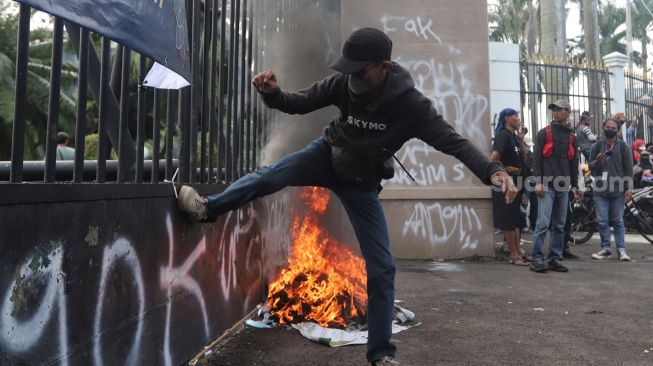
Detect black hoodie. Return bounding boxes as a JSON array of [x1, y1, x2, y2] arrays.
[[260, 62, 503, 185]]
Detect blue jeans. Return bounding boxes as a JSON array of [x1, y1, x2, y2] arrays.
[[593, 194, 626, 252], [206, 138, 396, 361], [532, 186, 569, 262]]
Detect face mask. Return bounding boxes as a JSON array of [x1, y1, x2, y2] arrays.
[[604, 129, 617, 138], [349, 73, 376, 95]]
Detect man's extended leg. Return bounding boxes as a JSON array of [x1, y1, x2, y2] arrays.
[[333, 184, 396, 363], [179, 138, 336, 221]]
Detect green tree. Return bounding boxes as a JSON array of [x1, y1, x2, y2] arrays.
[[488, 0, 539, 57], [0, 1, 78, 160], [631, 0, 653, 79], [541, 0, 568, 99]]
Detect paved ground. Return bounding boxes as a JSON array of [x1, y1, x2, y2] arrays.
[[191, 233, 653, 366]]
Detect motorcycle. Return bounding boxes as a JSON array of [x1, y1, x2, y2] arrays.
[[568, 176, 653, 244]]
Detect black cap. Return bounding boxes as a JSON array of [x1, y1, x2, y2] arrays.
[[547, 99, 571, 110], [56, 131, 69, 144], [330, 27, 392, 74]]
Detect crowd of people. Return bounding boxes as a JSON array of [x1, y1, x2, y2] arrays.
[[493, 100, 639, 272]]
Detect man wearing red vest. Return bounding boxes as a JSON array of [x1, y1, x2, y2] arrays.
[[530, 99, 580, 273]]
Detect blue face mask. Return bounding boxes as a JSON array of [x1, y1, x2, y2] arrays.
[[349, 73, 376, 95]]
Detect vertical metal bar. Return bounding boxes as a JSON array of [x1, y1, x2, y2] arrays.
[[252, 0, 260, 168], [239, 0, 248, 176], [178, 0, 191, 183], [117, 46, 131, 183], [152, 89, 161, 183], [9, 5, 30, 183], [179, 88, 191, 183], [165, 90, 176, 180], [96, 38, 111, 183], [232, 0, 242, 179], [208, 0, 219, 182], [189, 0, 201, 183], [217, 0, 228, 182], [136, 55, 147, 183], [225, 0, 237, 182], [65, 22, 137, 170], [200, 0, 214, 183], [245, 0, 253, 173], [73, 28, 89, 183], [44, 18, 64, 182]]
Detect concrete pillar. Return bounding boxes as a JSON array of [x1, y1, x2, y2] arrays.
[[603, 52, 628, 137], [603, 52, 628, 115], [488, 42, 521, 137]]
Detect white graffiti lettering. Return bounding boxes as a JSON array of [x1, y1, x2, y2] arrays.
[[93, 238, 145, 366], [380, 15, 441, 42], [402, 202, 483, 249], [0, 204, 275, 364], [396, 56, 488, 147], [387, 140, 467, 185], [0, 245, 68, 366], [160, 215, 209, 366]]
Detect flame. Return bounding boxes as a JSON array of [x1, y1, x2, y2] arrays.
[[265, 187, 368, 328]]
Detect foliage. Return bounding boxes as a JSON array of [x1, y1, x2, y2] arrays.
[[84, 133, 117, 160], [488, 0, 535, 56]]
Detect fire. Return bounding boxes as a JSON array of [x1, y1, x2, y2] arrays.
[[265, 187, 368, 329]]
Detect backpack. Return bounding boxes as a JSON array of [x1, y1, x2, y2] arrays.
[[542, 125, 575, 160]]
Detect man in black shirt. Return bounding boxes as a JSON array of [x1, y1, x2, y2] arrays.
[[177, 27, 517, 365], [530, 99, 579, 273]]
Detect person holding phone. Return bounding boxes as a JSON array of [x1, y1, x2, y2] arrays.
[[588, 118, 634, 261]]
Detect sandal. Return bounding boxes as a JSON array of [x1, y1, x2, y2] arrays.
[[520, 254, 532, 262], [509, 256, 529, 266]]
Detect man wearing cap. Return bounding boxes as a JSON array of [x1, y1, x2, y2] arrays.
[[55, 131, 75, 160], [176, 27, 517, 365], [530, 99, 580, 273], [576, 111, 597, 162]]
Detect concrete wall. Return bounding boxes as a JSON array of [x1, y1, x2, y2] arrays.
[[0, 184, 300, 365], [341, 0, 496, 258]]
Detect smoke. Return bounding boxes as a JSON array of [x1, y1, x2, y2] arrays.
[[256, 1, 341, 164]]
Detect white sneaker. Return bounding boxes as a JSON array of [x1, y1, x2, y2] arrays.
[[177, 185, 208, 221], [618, 249, 631, 261], [591, 249, 612, 260]]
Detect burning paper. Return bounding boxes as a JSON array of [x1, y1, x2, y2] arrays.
[[265, 187, 368, 328]]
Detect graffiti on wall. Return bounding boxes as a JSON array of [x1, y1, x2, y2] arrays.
[[0, 198, 284, 366], [402, 201, 484, 250], [379, 13, 489, 187], [388, 141, 467, 185]]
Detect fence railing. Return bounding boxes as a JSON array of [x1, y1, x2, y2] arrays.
[[1, 0, 326, 184], [625, 71, 653, 145], [519, 58, 612, 135]]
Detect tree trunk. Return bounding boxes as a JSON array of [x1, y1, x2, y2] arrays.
[[541, 0, 568, 108], [526, 0, 540, 133], [525, 0, 539, 56], [643, 37, 649, 81], [583, 0, 602, 127]]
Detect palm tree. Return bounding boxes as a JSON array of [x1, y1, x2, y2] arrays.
[[631, 0, 653, 80], [583, 0, 603, 121], [0, 1, 78, 160], [488, 0, 539, 57], [541, 0, 568, 101]]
